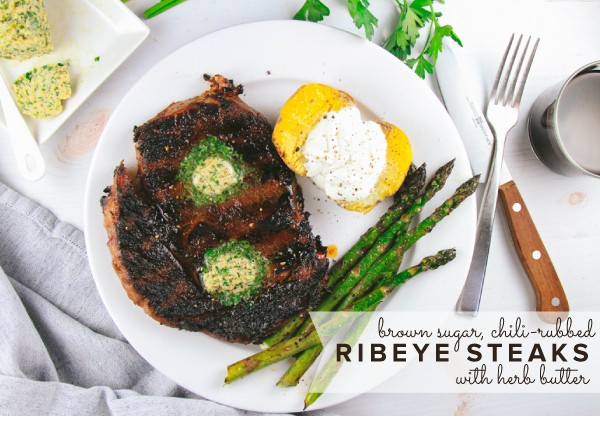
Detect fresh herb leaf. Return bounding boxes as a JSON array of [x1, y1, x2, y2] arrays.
[[384, 0, 462, 78], [409, 0, 434, 21], [294, 0, 330, 22], [414, 55, 434, 78], [402, 7, 422, 46], [427, 23, 454, 63], [347, 0, 378, 40]]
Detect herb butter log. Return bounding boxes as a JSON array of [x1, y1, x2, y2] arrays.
[[101, 75, 328, 344], [272, 83, 412, 213], [0, 0, 53, 60]]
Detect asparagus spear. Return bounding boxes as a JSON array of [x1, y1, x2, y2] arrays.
[[349, 249, 457, 310], [303, 249, 457, 408], [226, 249, 458, 384], [301, 304, 376, 401], [277, 268, 399, 387], [326, 163, 426, 287], [276, 304, 376, 388], [275, 160, 457, 385], [278, 269, 400, 387], [339, 174, 478, 308], [315, 159, 455, 313], [225, 175, 478, 383], [262, 164, 427, 348], [225, 329, 322, 384]]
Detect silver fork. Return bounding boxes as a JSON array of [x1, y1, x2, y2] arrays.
[[457, 34, 540, 314]]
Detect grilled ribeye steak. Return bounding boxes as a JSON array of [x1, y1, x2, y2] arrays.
[[101, 75, 328, 344]]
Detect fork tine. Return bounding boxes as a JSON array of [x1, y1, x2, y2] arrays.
[[490, 33, 514, 103], [506, 36, 531, 107], [498, 34, 523, 105], [513, 37, 540, 108]]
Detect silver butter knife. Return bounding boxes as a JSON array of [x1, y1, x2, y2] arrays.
[[435, 42, 569, 321], [436, 42, 494, 182]]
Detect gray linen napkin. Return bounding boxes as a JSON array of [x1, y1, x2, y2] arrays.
[[0, 180, 259, 415]]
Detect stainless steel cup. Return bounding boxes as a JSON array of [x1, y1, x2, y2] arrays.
[[528, 61, 600, 178]]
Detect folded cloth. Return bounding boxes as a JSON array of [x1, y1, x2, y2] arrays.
[[0, 181, 260, 415]]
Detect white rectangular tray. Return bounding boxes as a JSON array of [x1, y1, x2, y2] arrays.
[[0, 0, 149, 143]]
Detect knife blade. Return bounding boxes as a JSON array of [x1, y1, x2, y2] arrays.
[[435, 42, 569, 321], [436, 43, 494, 182]]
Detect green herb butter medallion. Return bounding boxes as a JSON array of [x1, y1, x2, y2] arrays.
[[178, 136, 247, 205], [0, 0, 54, 61], [202, 240, 268, 306], [13, 62, 71, 119]]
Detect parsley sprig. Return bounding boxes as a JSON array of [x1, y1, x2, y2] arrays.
[[294, 0, 461, 78], [132, 0, 460, 77]]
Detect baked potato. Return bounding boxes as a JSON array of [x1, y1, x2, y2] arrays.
[[272, 83, 412, 213]]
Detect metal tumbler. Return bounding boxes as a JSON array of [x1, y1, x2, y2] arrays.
[[528, 61, 600, 178]]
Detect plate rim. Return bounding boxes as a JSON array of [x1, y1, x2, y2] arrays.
[[83, 19, 476, 413]]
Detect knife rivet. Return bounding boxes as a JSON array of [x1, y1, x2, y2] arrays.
[[532, 250, 542, 260], [512, 203, 522, 212], [551, 297, 560, 307]]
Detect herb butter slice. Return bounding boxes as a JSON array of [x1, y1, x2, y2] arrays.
[[13, 63, 71, 119], [202, 240, 268, 307], [178, 136, 248, 206], [0, 0, 54, 61]]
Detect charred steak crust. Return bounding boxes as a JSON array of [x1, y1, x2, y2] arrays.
[[101, 75, 328, 344]]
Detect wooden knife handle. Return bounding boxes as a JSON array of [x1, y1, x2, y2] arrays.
[[498, 180, 569, 322]]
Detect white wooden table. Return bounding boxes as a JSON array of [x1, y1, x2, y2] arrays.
[[1, 0, 598, 415]]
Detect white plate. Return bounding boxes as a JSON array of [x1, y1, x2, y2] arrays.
[[0, 0, 149, 143], [84, 21, 476, 413]]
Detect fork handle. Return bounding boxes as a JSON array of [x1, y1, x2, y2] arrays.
[[498, 180, 569, 322]]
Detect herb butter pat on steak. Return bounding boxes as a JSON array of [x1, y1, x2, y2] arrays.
[[178, 136, 248, 206], [202, 240, 268, 307]]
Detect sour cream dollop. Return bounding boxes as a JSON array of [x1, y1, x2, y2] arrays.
[[302, 106, 387, 202]]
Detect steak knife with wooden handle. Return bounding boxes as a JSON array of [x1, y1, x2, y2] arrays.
[[435, 42, 568, 321]]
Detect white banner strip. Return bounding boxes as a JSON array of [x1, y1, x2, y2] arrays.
[[308, 312, 599, 394]]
